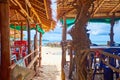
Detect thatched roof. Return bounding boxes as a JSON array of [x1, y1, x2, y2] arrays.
[[57, 0, 120, 19], [10, 0, 56, 32]]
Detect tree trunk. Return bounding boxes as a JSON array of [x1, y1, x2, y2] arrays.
[[69, 1, 92, 80], [70, 23, 90, 80]]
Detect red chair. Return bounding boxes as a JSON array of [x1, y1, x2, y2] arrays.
[[12, 40, 28, 65]]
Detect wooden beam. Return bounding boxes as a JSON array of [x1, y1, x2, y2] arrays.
[[9, 10, 19, 19], [10, 0, 17, 6], [11, 0, 34, 23], [41, 20, 51, 25], [92, 0, 105, 16], [31, 1, 45, 11], [0, 1, 10, 80], [16, 10, 27, 19], [10, 6, 19, 9], [25, 0, 42, 24], [44, 0, 50, 19], [109, 2, 120, 14], [92, 13, 120, 18], [58, 7, 74, 11], [34, 8, 47, 18], [10, 20, 26, 22], [34, 0, 44, 6]]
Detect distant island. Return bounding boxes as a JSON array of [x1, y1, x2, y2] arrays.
[[45, 42, 61, 47]]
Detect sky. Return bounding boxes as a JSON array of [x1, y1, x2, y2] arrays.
[[41, 21, 120, 45], [87, 22, 120, 44], [23, 0, 120, 45], [24, 21, 120, 45]]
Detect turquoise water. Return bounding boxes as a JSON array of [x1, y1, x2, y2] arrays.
[[42, 40, 120, 46]]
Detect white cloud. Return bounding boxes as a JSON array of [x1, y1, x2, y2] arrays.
[[87, 23, 110, 35]]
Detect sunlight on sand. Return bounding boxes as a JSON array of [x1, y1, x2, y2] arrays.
[[33, 46, 63, 80]]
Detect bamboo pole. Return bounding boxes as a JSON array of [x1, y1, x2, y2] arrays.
[[39, 32, 42, 67], [20, 22, 23, 41], [0, 0, 10, 80], [61, 16, 67, 80]]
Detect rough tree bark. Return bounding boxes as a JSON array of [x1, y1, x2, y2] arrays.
[[69, 0, 94, 80]]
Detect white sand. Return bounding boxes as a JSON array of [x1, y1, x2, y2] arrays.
[[33, 46, 64, 80]]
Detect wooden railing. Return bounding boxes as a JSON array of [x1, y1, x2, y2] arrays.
[[9, 48, 40, 80], [9, 48, 39, 70], [67, 48, 120, 80]]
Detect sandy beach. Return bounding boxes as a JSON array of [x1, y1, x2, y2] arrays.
[[33, 46, 65, 80]]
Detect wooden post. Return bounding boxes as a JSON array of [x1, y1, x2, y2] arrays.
[[0, 21, 1, 79], [27, 20, 31, 63], [21, 22, 23, 41], [68, 45, 73, 79], [0, 0, 10, 80], [39, 32, 42, 67], [27, 6, 31, 63], [34, 29, 38, 71], [62, 16, 67, 67], [14, 24, 16, 41], [110, 14, 115, 46], [61, 16, 67, 80]]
